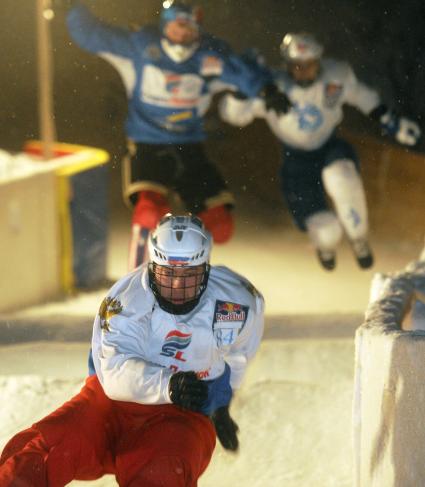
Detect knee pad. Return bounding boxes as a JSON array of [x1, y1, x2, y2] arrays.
[[132, 191, 171, 229], [305, 211, 343, 250], [322, 159, 368, 239], [198, 205, 234, 244], [322, 159, 363, 203]]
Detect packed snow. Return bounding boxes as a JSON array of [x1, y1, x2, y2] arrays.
[[0, 337, 355, 487]]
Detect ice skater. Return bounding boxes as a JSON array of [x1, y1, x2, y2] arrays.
[[0, 214, 264, 486], [219, 32, 421, 270]]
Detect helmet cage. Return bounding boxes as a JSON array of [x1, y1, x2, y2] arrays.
[[149, 262, 210, 314], [148, 214, 212, 314]]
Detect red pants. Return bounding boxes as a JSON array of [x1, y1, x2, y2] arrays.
[[0, 376, 216, 487]]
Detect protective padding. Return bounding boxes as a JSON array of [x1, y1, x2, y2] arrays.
[[305, 210, 343, 250], [132, 191, 171, 228], [198, 205, 234, 244], [322, 159, 368, 240]]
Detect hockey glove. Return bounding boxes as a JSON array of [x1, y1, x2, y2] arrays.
[[259, 83, 292, 115], [169, 371, 208, 412], [211, 405, 239, 452], [370, 105, 421, 146], [200, 362, 233, 415]]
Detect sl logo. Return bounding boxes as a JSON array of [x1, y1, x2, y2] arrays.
[[160, 330, 192, 362], [98, 297, 123, 333]]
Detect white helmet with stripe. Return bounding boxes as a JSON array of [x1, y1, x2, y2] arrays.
[[148, 214, 211, 267], [148, 214, 212, 314]]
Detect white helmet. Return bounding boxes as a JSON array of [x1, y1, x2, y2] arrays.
[[148, 214, 212, 314], [148, 214, 211, 266], [280, 32, 323, 62]]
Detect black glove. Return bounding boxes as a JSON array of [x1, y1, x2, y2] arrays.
[[169, 371, 208, 412], [369, 104, 421, 146], [260, 83, 292, 115], [211, 405, 239, 452]]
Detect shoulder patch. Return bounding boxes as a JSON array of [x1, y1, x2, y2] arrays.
[[323, 82, 343, 108], [239, 279, 261, 298], [99, 297, 123, 333], [201, 55, 223, 77], [213, 300, 249, 346]]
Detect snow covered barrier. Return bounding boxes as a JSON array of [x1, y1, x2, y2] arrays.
[[353, 260, 425, 487], [0, 142, 109, 313]]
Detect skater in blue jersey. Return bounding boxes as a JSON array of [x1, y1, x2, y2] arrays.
[[60, 0, 290, 268]]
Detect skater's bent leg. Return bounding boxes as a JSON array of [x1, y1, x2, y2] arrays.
[[0, 376, 114, 487], [0, 428, 49, 487], [115, 407, 216, 487], [322, 159, 374, 268]]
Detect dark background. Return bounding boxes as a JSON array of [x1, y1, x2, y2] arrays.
[[1, 0, 425, 231]]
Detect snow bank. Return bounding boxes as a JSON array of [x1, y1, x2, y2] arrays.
[[354, 261, 425, 487]]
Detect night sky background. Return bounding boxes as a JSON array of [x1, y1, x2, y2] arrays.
[[1, 0, 425, 228]]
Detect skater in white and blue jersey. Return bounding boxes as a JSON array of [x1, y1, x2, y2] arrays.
[[220, 32, 421, 270]]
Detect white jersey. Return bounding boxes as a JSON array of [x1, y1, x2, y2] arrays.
[[219, 58, 380, 150], [91, 264, 264, 405]]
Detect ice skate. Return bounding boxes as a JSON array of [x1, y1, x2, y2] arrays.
[[316, 248, 336, 271], [350, 238, 374, 269]]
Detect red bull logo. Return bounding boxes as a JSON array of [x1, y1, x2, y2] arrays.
[[214, 300, 248, 322]]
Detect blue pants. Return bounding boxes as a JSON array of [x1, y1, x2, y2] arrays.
[[279, 137, 359, 230]]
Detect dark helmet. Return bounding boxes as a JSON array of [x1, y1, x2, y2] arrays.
[[159, 0, 203, 35]]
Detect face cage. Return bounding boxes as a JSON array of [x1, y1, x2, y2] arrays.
[[148, 263, 210, 315], [284, 59, 322, 88]]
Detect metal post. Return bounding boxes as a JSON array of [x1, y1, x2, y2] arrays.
[[36, 0, 56, 160]]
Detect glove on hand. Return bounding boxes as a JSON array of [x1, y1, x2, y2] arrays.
[[260, 83, 292, 115], [211, 405, 239, 452], [382, 112, 421, 146], [169, 371, 208, 412], [200, 362, 233, 415], [370, 105, 421, 146]]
